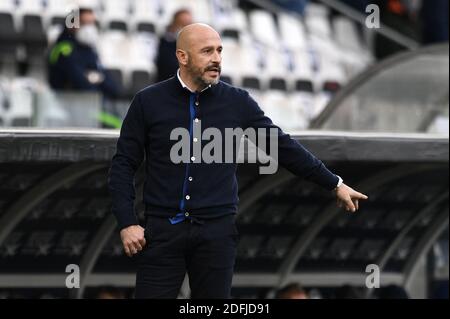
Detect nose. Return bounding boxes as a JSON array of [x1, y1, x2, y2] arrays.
[[212, 50, 221, 64]]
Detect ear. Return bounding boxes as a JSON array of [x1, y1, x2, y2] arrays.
[[176, 49, 188, 66]]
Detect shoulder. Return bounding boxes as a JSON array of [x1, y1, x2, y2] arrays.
[[216, 80, 250, 98], [49, 40, 75, 64], [135, 77, 175, 98]]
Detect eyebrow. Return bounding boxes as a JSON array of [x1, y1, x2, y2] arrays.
[[200, 45, 223, 51]]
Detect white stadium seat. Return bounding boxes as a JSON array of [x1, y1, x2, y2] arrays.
[[304, 3, 332, 39], [131, 0, 159, 33], [249, 10, 279, 48], [278, 13, 308, 51], [1, 78, 35, 127], [100, 0, 130, 31], [0, 0, 16, 13], [260, 90, 300, 132], [220, 38, 243, 86], [333, 16, 364, 53]]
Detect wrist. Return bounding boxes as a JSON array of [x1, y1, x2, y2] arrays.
[[334, 175, 343, 191]]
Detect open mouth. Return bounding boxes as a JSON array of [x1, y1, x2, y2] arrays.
[[206, 67, 221, 76]]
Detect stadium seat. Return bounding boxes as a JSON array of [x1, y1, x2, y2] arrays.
[[128, 32, 158, 71], [304, 3, 332, 38], [21, 14, 48, 58], [130, 0, 160, 33], [242, 77, 261, 91], [98, 30, 130, 70], [17, 0, 44, 15], [289, 91, 314, 129], [5, 78, 34, 127], [260, 90, 300, 131], [45, 0, 70, 26], [248, 10, 279, 48], [0, 12, 19, 60], [278, 13, 308, 50], [128, 69, 155, 97], [269, 78, 288, 92], [212, 2, 248, 36], [186, 0, 212, 24], [264, 48, 292, 90], [238, 40, 267, 87], [332, 16, 364, 53], [221, 28, 240, 41], [0, 79, 7, 126], [220, 38, 242, 86], [210, 0, 234, 29], [105, 68, 125, 93], [101, 0, 130, 31], [136, 22, 156, 34], [0, 0, 15, 12]]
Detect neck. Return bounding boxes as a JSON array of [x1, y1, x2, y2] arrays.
[[179, 68, 207, 92]]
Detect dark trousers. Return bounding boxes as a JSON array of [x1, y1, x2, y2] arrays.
[[135, 214, 239, 299]]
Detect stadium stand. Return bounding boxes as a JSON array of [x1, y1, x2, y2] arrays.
[[0, 0, 374, 131]]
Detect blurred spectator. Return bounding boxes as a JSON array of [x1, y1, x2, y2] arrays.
[[374, 0, 421, 59], [334, 284, 365, 299], [431, 281, 449, 299], [275, 283, 309, 299], [47, 8, 122, 99], [421, 0, 449, 44], [95, 286, 126, 299], [376, 284, 409, 299], [339, 0, 372, 13], [272, 0, 309, 15], [155, 9, 193, 82]]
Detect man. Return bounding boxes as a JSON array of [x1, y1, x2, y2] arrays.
[[48, 8, 121, 99], [275, 283, 309, 299], [108, 24, 368, 299], [155, 9, 193, 82]]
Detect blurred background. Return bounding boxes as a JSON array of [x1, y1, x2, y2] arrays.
[[0, 0, 448, 299]]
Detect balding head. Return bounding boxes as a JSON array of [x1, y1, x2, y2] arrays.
[[175, 23, 223, 91], [176, 23, 220, 51]]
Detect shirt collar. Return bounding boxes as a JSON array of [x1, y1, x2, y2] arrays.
[[177, 69, 211, 93]]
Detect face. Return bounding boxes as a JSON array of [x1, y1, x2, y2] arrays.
[[79, 11, 96, 27], [174, 12, 193, 30], [288, 292, 308, 299], [185, 33, 223, 87]]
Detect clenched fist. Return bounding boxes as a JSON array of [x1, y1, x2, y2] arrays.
[[120, 225, 146, 257]]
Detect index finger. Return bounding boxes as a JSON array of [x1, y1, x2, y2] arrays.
[[354, 191, 368, 200]]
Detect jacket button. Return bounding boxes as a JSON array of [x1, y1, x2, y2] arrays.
[[185, 195, 190, 200], [188, 177, 193, 181], [185, 212, 190, 217]]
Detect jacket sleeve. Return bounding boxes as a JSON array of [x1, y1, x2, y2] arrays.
[[57, 53, 99, 90], [99, 67, 123, 99], [108, 93, 147, 229], [242, 91, 339, 191]]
